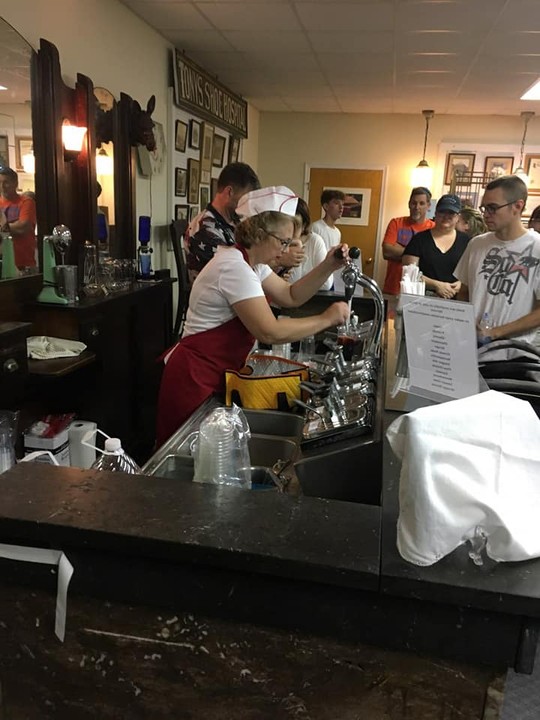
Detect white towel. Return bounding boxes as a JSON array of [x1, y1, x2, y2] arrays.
[[27, 336, 87, 360], [386, 390, 540, 565]]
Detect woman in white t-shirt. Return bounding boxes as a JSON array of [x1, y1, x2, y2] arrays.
[[286, 198, 333, 291], [156, 188, 350, 446]]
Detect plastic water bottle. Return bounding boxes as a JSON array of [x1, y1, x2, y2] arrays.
[[90, 438, 142, 474], [478, 312, 492, 346]]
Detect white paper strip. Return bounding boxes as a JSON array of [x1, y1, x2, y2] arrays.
[[0, 543, 74, 641]]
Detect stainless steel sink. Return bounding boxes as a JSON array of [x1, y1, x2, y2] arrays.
[[148, 434, 298, 482], [242, 409, 305, 441]]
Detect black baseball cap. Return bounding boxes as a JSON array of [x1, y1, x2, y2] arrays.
[[436, 194, 461, 214]]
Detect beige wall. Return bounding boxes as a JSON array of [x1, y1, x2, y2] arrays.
[[258, 112, 540, 284]]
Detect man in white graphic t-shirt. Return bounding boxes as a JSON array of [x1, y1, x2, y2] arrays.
[[454, 175, 540, 360]]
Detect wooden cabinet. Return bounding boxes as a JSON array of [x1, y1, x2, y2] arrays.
[[26, 281, 173, 463], [0, 322, 31, 410]]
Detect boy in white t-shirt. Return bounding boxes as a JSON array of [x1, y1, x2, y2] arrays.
[[311, 189, 345, 252]]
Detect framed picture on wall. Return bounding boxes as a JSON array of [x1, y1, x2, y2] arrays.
[[175, 120, 188, 152], [457, 191, 478, 209], [200, 122, 214, 184], [15, 137, 33, 171], [444, 153, 476, 185], [189, 205, 199, 220], [228, 136, 240, 164], [187, 157, 200, 205], [0, 135, 9, 167], [525, 154, 540, 191], [484, 156, 513, 180], [211, 177, 218, 198], [174, 204, 189, 221], [212, 135, 226, 168], [189, 120, 201, 150], [175, 167, 187, 196], [200, 185, 210, 209]]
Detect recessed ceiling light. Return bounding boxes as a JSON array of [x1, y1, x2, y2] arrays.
[[0, 85, 7, 91], [521, 78, 540, 100]]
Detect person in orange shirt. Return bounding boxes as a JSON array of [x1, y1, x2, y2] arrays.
[[382, 187, 434, 295], [0, 166, 37, 270]]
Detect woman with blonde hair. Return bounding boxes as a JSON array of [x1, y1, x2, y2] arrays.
[[156, 187, 350, 445], [457, 206, 488, 239]]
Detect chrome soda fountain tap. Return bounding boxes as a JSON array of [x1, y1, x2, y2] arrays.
[[51, 224, 72, 265], [337, 247, 385, 358]]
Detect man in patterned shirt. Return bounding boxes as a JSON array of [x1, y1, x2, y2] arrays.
[[185, 162, 260, 283]]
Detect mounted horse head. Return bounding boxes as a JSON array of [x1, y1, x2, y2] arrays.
[[131, 95, 156, 151]]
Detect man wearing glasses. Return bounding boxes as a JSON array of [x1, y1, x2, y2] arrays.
[[454, 175, 540, 359]]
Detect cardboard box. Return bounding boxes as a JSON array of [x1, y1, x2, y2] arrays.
[[24, 426, 70, 466]]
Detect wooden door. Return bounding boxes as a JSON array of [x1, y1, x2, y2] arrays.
[[308, 168, 384, 278]]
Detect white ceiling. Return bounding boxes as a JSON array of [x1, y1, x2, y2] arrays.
[[120, 0, 540, 116]]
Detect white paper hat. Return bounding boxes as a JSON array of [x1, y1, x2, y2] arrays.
[[236, 186, 299, 219]]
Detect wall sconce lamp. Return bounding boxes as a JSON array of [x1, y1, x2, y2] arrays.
[[411, 110, 435, 189], [96, 147, 114, 176], [514, 111, 535, 185], [62, 120, 87, 159]]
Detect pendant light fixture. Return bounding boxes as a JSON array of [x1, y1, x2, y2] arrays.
[[411, 110, 434, 188], [514, 111, 535, 185]]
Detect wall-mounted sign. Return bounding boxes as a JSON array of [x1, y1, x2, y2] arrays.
[[172, 50, 248, 139]]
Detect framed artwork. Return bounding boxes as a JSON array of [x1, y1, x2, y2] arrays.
[[189, 119, 201, 150], [174, 204, 189, 221], [200, 185, 210, 209], [228, 136, 240, 164], [15, 137, 33, 171], [137, 144, 152, 177], [175, 167, 187, 197], [189, 205, 199, 220], [484, 156, 513, 180], [525, 154, 540, 191], [187, 157, 200, 205], [212, 135, 226, 168], [200, 122, 214, 185], [211, 177, 218, 198], [444, 153, 476, 185], [149, 121, 166, 175], [457, 191, 478, 209], [329, 186, 371, 226], [175, 120, 188, 153], [0, 135, 9, 167]]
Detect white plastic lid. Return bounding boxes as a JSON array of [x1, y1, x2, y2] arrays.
[[104, 437, 122, 452]]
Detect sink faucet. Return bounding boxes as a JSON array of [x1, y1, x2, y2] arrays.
[[340, 249, 384, 358]]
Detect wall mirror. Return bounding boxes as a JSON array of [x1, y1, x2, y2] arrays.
[[0, 17, 38, 281], [95, 86, 115, 250]]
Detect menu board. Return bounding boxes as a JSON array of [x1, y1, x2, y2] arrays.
[[402, 296, 479, 402]]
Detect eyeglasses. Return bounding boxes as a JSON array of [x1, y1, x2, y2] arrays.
[[266, 231, 293, 249], [479, 201, 517, 215]]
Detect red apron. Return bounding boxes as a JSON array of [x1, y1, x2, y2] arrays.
[[156, 315, 255, 447]]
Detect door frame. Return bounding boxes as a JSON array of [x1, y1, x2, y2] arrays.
[[303, 162, 388, 287]]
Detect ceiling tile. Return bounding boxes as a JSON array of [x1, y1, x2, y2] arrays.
[[295, 2, 393, 31], [165, 30, 233, 52], [309, 31, 393, 54], [127, 1, 211, 29], [223, 30, 311, 53], [196, 2, 301, 31]]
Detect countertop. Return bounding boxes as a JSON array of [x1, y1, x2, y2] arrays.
[[1, 312, 540, 670]]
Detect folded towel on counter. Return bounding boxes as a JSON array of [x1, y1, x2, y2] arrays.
[[386, 390, 540, 565], [27, 336, 87, 360]]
